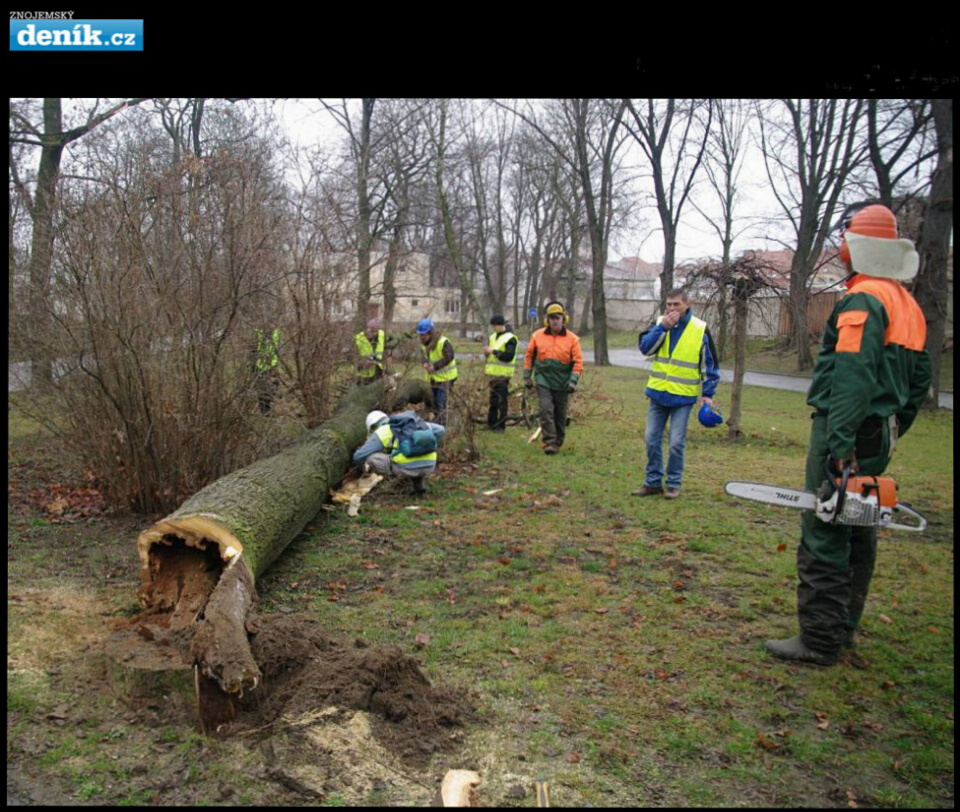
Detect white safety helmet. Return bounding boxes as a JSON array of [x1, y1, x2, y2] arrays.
[[365, 410, 389, 433]]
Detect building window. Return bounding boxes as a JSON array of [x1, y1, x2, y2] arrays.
[[410, 299, 418, 307], [444, 299, 460, 315]]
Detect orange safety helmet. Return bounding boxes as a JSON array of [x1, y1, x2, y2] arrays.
[[835, 202, 918, 281], [838, 203, 899, 265]]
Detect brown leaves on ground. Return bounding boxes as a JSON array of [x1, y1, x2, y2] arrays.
[[18, 482, 109, 522]]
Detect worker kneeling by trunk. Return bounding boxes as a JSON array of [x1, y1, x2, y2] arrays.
[[353, 409, 446, 495]]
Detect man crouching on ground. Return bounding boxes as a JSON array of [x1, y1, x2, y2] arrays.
[[353, 409, 446, 495]]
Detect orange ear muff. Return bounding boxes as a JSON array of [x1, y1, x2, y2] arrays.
[[543, 314, 570, 327], [839, 239, 851, 265]]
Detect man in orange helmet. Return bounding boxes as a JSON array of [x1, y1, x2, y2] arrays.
[[765, 203, 932, 666]]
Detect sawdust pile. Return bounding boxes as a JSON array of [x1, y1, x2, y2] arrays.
[[229, 614, 476, 767]]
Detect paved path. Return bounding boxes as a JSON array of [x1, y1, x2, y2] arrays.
[[10, 353, 952, 410], [584, 349, 953, 410]]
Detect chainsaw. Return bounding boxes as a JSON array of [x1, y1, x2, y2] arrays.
[[725, 459, 927, 532]]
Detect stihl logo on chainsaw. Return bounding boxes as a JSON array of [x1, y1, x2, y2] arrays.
[[775, 492, 801, 502]]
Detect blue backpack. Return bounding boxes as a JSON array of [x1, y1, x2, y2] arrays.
[[388, 411, 438, 458]]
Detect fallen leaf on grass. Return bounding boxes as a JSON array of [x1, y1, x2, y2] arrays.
[[594, 607, 609, 614], [45, 498, 69, 515], [755, 732, 781, 750], [482, 489, 503, 496], [414, 633, 431, 648], [881, 680, 896, 690], [777, 542, 788, 552], [878, 614, 893, 624], [564, 752, 581, 763]]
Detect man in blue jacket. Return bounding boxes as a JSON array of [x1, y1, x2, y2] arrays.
[[634, 288, 720, 499]]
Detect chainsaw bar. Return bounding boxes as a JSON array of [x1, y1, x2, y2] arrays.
[[724, 481, 817, 511]]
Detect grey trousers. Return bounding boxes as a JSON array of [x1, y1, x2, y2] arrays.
[[366, 452, 435, 480], [536, 385, 570, 447]]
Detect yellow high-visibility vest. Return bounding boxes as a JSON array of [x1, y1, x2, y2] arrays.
[[355, 330, 386, 378], [421, 335, 458, 383], [484, 331, 516, 377], [374, 424, 438, 466], [647, 315, 706, 397], [256, 329, 280, 372]]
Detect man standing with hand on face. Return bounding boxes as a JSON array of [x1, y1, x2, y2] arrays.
[[634, 288, 719, 499]]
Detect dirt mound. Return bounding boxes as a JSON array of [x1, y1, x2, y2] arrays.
[[231, 614, 475, 767]]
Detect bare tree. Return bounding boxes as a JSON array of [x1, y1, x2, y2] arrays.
[[688, 99, 754, 361], [28, 111, 289, 513], [623, 99, 714, 309], [502, 99, 626, 364], [9, 97, 148, 384], [425, 99, 485, 326], [684, 252, 781, 440], [912, 98, 952, 409], [865, 99, 936, 208], [318, 98, 386, 329], [756, 99, 867, 369]]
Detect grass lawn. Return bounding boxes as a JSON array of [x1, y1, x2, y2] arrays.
[[7, 362, 954, 807]]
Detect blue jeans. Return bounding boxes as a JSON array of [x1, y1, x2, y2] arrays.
[[431, 381, 453, 424], [643, 400, 693, 490]]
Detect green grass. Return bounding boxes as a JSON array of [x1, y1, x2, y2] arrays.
[[263, 362, 952, 806], [7, 362, 953, 807]]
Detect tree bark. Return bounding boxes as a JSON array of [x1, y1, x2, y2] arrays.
[[912, 99, 952, 409], [121, 377, 431, 718]]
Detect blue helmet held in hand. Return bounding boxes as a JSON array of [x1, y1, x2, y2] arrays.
[[698, 402, 723, 428], [416, 317, 435, 335]]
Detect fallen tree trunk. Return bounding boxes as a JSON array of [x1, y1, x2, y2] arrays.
[[112, 378, 431, 724]]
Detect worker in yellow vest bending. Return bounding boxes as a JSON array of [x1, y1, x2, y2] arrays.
[[417, 318, 457, 424]]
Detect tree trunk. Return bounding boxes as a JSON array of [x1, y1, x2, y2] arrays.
[[727, 290, 748, 440], [27, 99, 65, 387], [912, 99, 952, 409], [113, 377, 431, 725]]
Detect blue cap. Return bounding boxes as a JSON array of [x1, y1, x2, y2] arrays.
[[416, 318, 435, 335], [698, 402, 723, 428]]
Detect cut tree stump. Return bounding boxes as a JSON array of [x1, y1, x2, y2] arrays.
[[106, 377, 432, 729]]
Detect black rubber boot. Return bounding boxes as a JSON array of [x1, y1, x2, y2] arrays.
[[411, 476, 427, 495], [764, 635, 838, 666]]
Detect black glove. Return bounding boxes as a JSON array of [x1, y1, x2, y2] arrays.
[[567, 374, 580, 393], [524, 377, 533, 389]]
